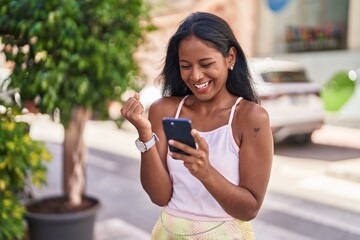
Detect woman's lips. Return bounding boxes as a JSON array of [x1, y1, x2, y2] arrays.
[[194, 81, 210, 89]]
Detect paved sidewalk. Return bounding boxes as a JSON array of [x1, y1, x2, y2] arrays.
[[271, 123, 360, 214], [28, 114, 360, 238]]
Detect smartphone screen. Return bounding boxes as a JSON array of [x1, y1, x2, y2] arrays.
[[162, 118, 196, 155]]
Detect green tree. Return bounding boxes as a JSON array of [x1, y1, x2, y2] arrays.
[[0, 0, 152, 207]]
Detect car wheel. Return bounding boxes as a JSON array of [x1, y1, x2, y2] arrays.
[[289, 133, 312, 144]]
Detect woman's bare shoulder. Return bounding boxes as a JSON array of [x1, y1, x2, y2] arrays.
[[236, 100, 270, 126]]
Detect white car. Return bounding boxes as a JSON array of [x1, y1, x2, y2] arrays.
[[249, 58, 324, 143], [140, 58, 325, 144]]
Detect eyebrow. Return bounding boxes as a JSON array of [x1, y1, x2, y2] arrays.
[[179, 57, 213, 63]]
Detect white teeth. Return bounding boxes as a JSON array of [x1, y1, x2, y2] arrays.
[[194, 82, 209, 89]]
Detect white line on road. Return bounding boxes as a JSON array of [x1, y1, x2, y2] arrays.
[[263, 196, 360, 236], [95, 218, 150, 240]]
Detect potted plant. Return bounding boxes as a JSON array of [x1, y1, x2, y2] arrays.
[[0, 1, 152, 239], [0, 103, 52, 240]]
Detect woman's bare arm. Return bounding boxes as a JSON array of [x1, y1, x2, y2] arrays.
[[121, 94, 177, 206]]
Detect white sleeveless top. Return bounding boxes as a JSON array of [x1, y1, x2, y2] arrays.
[[163, 96, 243, 221]]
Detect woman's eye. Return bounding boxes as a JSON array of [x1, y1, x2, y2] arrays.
[[201, 63, 212, 68]]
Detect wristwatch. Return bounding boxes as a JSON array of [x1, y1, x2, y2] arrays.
[[135, 133, 159, 153]]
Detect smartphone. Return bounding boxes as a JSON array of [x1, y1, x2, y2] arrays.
[[162, 118, 196, 155]]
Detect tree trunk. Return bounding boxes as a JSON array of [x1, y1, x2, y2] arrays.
[[63, 106, 92, 206]]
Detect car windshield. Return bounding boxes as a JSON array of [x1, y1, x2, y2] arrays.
[[261, 71, 308, 83]]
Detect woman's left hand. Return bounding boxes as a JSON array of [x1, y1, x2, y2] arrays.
[[169, 129, 214, 180]]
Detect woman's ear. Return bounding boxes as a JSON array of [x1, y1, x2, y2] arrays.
[[227, 47, 236, 69]]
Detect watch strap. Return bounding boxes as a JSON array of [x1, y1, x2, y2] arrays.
[[136, 133, 159, 152], [144, 133, 159, 151]]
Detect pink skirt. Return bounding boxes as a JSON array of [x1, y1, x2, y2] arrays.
[[151, 211, 256, 240]]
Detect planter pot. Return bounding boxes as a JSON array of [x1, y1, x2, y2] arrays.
[[25, 195, 100, 240]]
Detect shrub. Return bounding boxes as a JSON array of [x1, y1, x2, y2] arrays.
[[0, 105, 51, 240], [321, 71, 355, 112]]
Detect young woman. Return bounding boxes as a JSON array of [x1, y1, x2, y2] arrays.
[[121, 12, 273, 239]]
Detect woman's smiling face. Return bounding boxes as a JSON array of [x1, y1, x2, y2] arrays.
[[178, 35, 234, 100]]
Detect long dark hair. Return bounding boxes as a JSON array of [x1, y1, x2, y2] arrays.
[[157, 12, 258, 103]]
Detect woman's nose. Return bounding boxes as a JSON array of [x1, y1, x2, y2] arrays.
[[189, 68, 203, 82]]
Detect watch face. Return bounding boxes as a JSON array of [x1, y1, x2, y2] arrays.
[[135, 139, 146, 152]]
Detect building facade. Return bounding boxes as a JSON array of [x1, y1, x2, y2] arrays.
[[253, 0, 360, 85]]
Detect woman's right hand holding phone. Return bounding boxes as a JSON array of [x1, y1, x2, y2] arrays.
[[169, 129, 214, 181]]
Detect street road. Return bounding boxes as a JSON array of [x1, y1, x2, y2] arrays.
[[38, 140, 360, 240]]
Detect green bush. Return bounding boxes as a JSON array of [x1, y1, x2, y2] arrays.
[[0, 105, 52, 240], [321, 71, 355, 112]]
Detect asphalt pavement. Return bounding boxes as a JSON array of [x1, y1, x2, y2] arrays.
[[27, 113, 360, 239]]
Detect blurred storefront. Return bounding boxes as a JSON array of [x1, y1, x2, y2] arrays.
[[257, 0, 350, 54], [254, 0, 360, 85]]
